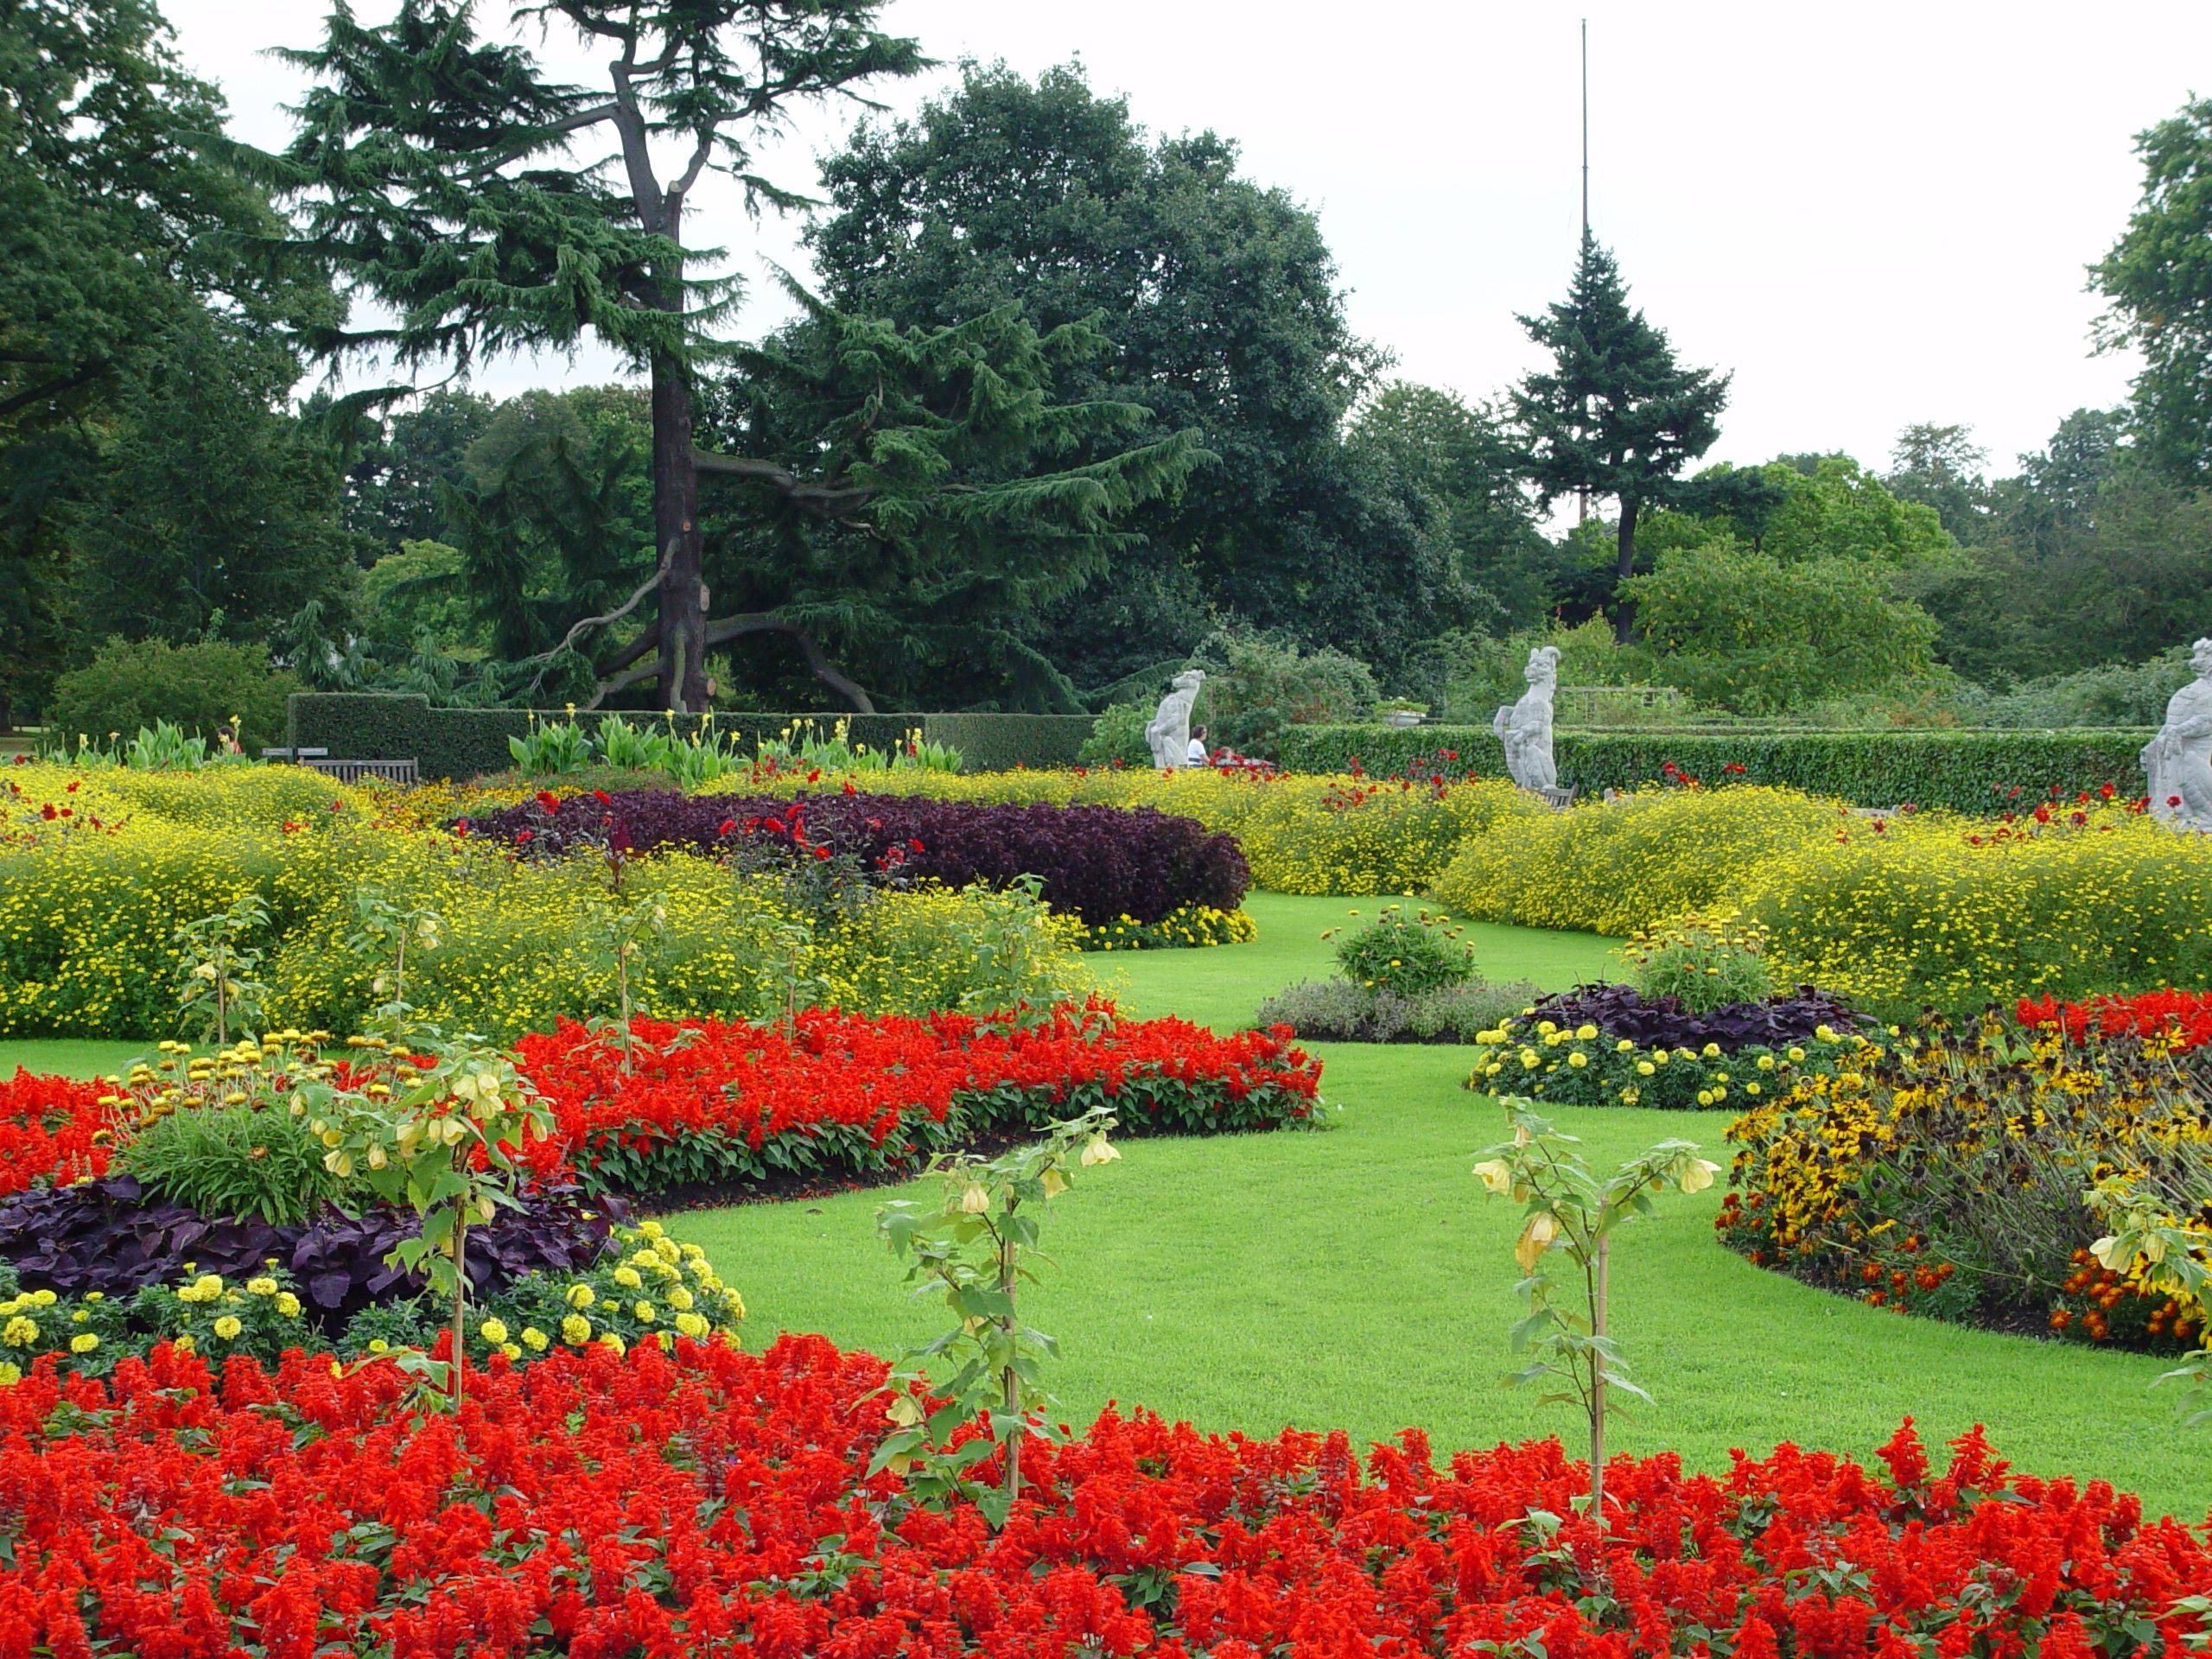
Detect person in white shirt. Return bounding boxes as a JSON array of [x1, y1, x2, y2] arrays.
[[1185, 726, 1210, 767]]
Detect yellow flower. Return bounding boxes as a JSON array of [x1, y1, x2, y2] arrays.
[[274, 1294, 302, 1318], [520, 1326, 549, 1351], [212, 1316, 243, 1341], [245, 1277, 279, 1297], [1471, 1158, 1514, 1196], [1515, 1211, 1560, 1272], [632, 1301, 656, 1324], [567, 1283, 596, 1309], [478, 1318, 510, 1345], [71, 1333, 99, 1355], [562, 1314, 592, 1344], [2, 1316, 38, 1347]]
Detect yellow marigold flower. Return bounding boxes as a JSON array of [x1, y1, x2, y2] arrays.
[[567, 1283, 596, 1308], [2, 1317, 39, 1347], [562, 1314, 592, 1344], [70, 1333, 99, 1355], [612, 1267, 644, 1290], [245, 1277, 279, 1297], [213, 1316, 243, 1341], [520, 1326, 549, 1351], [275, 1294, 302, 1318], [478, 1318, 510, 1345], [632, 1301, 656, 1324]]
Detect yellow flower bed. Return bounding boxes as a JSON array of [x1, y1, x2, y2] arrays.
[[0, 795, 1089, 1041], [1435, 785, 2212, 1014], [1719, 1020, 2211, 1348]]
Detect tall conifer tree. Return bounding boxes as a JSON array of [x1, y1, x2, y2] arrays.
[[266, 0, 924, 709], [1512, 235, 1729, 638]]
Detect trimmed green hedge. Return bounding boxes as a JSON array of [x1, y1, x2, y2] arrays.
[[284, 694, 1094, 779], [1276, 724, 2158, 811]]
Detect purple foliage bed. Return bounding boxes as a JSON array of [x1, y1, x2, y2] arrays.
[[465, 790, 1250, 927]]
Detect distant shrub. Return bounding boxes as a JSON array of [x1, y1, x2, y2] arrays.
[[48, 639, 296, 754], [1077, 700, 1152, 767], [1332, 905, 1472, 996]]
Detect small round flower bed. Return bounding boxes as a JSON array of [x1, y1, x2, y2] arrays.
[[467, 788, 1252, 936], [1719, 1018, 2212, 1350], [0, 1069, 112, 1197], [1469, 983, 1876, 1110], [1, 1333, 2206, 1655]]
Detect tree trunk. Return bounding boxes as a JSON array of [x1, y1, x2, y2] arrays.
[[651, 349, 709, 713], [1611, 493, 1641, 643]]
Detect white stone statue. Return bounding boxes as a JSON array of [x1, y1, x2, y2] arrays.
[[2142, 637, 2212, 831], [1146, 670, 1205, 769], [1493, 646, 1560, 793]]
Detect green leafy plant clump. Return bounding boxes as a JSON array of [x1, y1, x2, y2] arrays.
[[111, 1103, 348, 1226], [1332, 905, 1475, 997]]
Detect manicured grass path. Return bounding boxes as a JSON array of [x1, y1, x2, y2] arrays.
[[9, 893, 2208, 1519], [685, 892, 2212, 1522]]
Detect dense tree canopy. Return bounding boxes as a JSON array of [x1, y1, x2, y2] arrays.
[[2094, 97, 2212, 485], [804, 60, 1484, 684], [0, 0, 350, 721], [270, 0, 925, 710]]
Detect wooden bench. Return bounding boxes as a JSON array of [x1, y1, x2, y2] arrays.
[[303, 757, 419, 785], [1537, 785, 1580, 811]]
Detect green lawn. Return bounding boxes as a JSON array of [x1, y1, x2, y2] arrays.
[[5, 892, 2208, 1520], [682, 892, 2212, 1522], [2, 1038, 149, 1080]]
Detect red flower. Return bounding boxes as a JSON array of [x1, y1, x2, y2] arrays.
[[515, 829, 535, 846], [535, 790, 560, 813], [39, 804, 55, 821], [594, 789, 611, 804]]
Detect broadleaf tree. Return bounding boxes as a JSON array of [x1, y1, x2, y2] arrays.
[[2093, 96, 2212, 485], [0, 0, 349, 723], [1511, 234, 1731, 639], [266, 0, 925, 709]]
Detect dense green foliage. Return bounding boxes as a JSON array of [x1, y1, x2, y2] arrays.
[[0, 0, 352, 724], [1276, 725, 2156, 810], [284, 693, 1094, 777], [48, 639, 297, 753], [806, 62, 1531, 687], [2093, 97, 2212, 485]]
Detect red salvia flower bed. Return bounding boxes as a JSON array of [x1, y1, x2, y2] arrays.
[[0, 1068, 113, 1198], [2018, 989, 2212, 1051], [508, 1001, 1323, 1197], [0, 1334, 2205, 1657]]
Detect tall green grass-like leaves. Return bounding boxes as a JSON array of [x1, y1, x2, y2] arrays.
[[113, 1104, 347, 1224]]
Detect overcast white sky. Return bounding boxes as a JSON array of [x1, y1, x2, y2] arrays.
[[165, 0, 2212, 478]]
